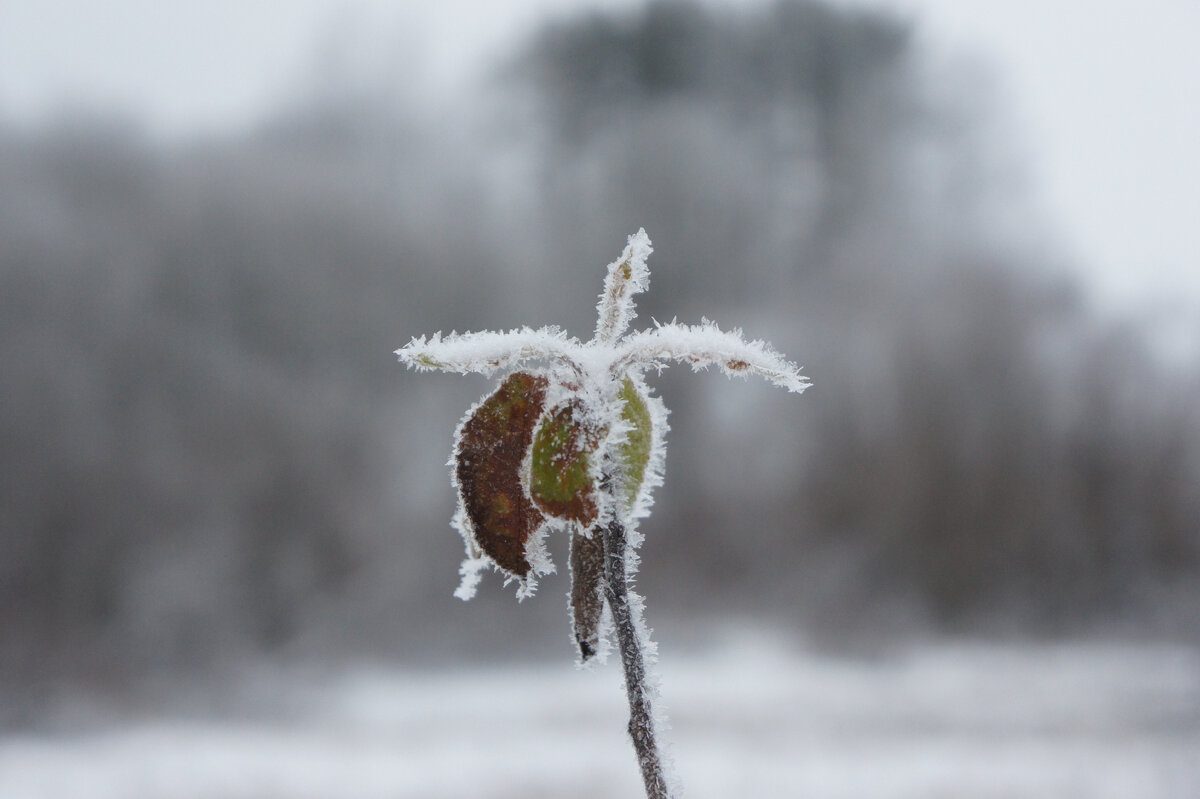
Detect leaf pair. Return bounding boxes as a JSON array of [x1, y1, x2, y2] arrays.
[[455, 372, 655, 577], [454, 370, 657, 659]]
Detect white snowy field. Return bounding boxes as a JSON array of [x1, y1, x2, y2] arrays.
[[2, 631, 1198, 799]]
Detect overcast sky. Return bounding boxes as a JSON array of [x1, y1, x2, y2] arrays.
[[2, 0, 1197, 312]]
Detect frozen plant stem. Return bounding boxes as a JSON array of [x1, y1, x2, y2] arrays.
[[395, 230, 808, 799], [601, 513, 669, 799]]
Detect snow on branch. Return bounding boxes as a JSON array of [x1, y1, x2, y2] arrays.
[[595, 228, 653, 343], [615, 320, 810, 393], [396, 327, 583, 377]]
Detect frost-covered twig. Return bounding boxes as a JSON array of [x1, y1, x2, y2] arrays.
[[602, 514, 670, 799], [398, 327, 584, 378], [614, 320, 808, 393], [395, 229, 808, 798], [595, 228, 653, 343]]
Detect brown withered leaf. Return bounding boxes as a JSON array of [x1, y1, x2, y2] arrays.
[[569, 527, 606, 661], [456, 371, 549, 578]]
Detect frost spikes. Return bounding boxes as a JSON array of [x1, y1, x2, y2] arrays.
[[595, 228, 653, 343], [455, 371, 548, 578]]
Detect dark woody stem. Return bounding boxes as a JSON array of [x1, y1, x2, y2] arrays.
[[600, 513, 671, 799]]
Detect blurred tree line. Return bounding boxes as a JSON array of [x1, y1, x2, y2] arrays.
[[2, 0, 1197, 689]]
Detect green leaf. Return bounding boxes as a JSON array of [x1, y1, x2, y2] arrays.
[[455, 372, 549, 578], [529, 399, 602, 524], [616, 376, 653, 512]]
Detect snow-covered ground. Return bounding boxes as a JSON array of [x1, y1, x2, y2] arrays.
[[3, 631, 1198, 798]]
